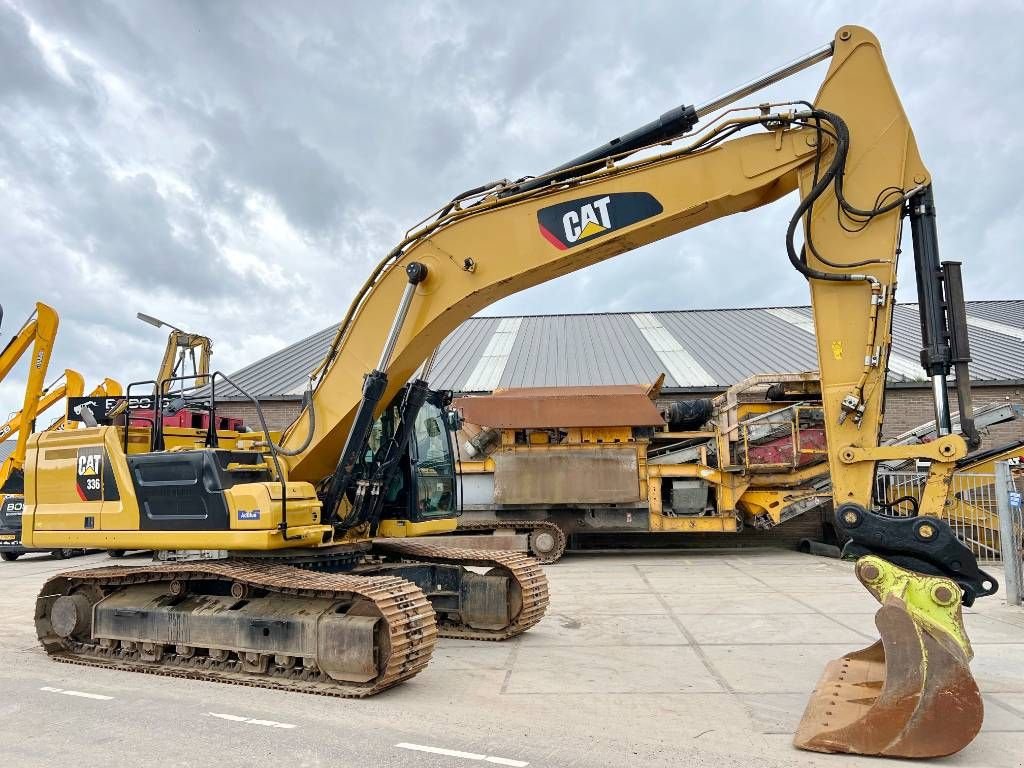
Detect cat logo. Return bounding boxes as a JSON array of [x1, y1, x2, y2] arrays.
[[78, 454, 100, 476], [537, 192, 663, 250], [562, 196, 612, 243], [75, 446, 104, 502]]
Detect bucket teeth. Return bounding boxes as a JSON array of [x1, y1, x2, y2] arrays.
[[794, 556, 983, 758]]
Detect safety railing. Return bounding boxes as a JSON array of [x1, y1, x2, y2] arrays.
[[736, 404, 827, 470]]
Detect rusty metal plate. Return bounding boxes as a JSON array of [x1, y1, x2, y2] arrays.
[[455, 385, 665, 428], [460, 572, 511, 631], [317, 613, 380, 683], [493, 447, 640, 504]]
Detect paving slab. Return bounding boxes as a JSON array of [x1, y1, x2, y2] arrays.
[[677, 611, 873, 645], [660, 590, 816, 615], [545, 590, 665, 615], [521, 612, 687, 646], [701, 642, 862, 694], [505, 645, 724, 694], [972, 645, 1024, 693]]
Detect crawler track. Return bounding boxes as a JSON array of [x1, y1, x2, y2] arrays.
[[35, 561, 437, 698], [373, 540, 549, 640], [451, 520, 568, 563]]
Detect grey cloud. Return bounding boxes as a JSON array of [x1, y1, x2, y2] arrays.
[[194, 108, 360, 234], [0, 0, 1021, 404], [0, 2, 100, 115]]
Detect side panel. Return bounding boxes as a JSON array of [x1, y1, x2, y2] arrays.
[[26, 427, 122, 534], [129, 452, 230, 531], [493, 446, 640, 504]]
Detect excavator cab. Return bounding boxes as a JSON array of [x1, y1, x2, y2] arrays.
[[408, 393, 458, 519], [368, 386, 459, 535]]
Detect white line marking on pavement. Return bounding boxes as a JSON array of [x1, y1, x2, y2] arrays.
[[40, 686, 113, 700], [395, 742, 528, 767], [206, 712, 297, 729]]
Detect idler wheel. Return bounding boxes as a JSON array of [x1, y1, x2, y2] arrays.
[[50, 593, 94, 639]]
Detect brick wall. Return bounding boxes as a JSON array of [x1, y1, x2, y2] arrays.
[[882, 385, 1024, 446], [216, 399, 302, 431]]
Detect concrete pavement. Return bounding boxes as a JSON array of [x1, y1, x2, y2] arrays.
[[1, 548, 1022, 767]]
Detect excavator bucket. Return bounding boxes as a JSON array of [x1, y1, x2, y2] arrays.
[[794, 555, 983, 758]]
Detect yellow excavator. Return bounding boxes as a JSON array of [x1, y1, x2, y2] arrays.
[[22, 26, 997, 757], [0, 302, 59, 481], [1, 374, 122, 560], [136, 312, 212, 388], [1, 369, 86, 492]]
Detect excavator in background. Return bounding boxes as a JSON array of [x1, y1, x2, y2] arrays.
[[136, 312, 212, 389], [20, 26, 997, 757], [1, 369, 87, 492], [1, 374, 122, 560], [0, 302, 59, 481]]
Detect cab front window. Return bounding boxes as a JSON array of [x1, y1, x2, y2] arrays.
[[412, 401, 455, 517]]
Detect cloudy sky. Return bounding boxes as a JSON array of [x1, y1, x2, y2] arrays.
[[1, 1, 1021, 413]]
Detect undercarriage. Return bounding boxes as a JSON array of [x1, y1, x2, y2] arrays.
[[35, 542, 548, 697]]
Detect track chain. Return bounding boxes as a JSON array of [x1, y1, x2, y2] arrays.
[[373, 540, 549, 640], [36, 561, 437, 698], [453, 520, 567, 563]]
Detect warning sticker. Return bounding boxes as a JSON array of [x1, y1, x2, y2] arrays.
[[76, 447, 104, 502]]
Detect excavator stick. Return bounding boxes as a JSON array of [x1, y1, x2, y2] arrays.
[[794, 555, 983, 758]]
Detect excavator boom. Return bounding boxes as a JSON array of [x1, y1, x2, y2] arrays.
[[0, 369, 85, 491], [0, 303, 61, 491]]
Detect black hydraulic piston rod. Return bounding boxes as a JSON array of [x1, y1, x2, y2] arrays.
[[943, 261, 980, 449], [908, 186, 967, 439], [504, 42, 833, 197], [322, 262, 428, 528]]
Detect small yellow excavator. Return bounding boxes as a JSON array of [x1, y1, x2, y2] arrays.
[[136, 312, 212, 388], [1, 369, 86, 492], [21, 26, 997, 757], [0, 302, 59, 483], [1, 374, 122, 560]]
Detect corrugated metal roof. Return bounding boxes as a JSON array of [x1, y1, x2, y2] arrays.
[[217, 300, 1024, 399]]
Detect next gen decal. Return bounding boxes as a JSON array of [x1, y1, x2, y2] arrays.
[[537, 192, 663, 250], [76, 446, 104, 502]]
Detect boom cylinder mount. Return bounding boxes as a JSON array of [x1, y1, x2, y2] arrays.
[[322, 262, 428, 526]]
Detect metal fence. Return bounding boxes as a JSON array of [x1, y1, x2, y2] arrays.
[[875, 463, 1023, 605]]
